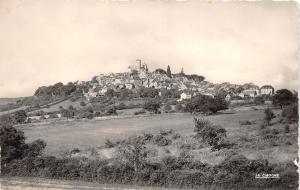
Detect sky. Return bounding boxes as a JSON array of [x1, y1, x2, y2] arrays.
[[0, 0, 298, 97]]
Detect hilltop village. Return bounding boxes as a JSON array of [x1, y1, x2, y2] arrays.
[[78, 59, 275, 102]]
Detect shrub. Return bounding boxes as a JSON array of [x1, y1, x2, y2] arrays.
[[104, 139, 115, 148], [282, 103, 298, 122], [23, 139, 47, 158], [152, 134, 172, 146], [254, 96, 264, 105], [194, 118, 227, 150], [185, 95, 228, 114], [174, 104, 183, 112], [172, 133, 181, 140], [239, 120, 253, 125], [284, 125, 290, 133], [80, 101, 86, 106], [49, 113, 58, 118], [13, 110, 27, 124], [159, 129, 173, 136], [106, 107, 117, 115], [163, 104, 172, 113], [143, 100, 161, 114], [0, 122, 26, 164], [285, 141, 292, 145], [264, 108, 275, 126], [134, 109, 146, 115], [117, 102, 126, 110], [78, 111, 94, 119]]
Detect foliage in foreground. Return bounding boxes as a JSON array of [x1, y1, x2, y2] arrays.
[[2, 151, 297, 190]]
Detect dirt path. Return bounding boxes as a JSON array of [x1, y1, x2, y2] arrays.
[[0, 177, 196, 190]]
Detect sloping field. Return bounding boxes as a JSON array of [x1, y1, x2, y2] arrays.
[[18, 113, 195, 155], [18, 109, 264, 152]]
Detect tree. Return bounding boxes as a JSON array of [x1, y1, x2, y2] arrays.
[[273, 89, 297, 109], [254, 96, 264, 105], [264, 108, 275, 126], [185, 95, 227, 114], [14, 110, 27, 124], [0, 121, 26, 164], [180, 67, 184, 75], [143, 100, 161, 114], [80, 101, 86, 106], [105, 89, 115, 98], [166, 65, 172, 78]]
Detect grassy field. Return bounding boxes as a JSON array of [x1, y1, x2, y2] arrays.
[[16, 106, 298, 166]]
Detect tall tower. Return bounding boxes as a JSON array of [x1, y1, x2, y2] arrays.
[[136, 59, 142, 70]]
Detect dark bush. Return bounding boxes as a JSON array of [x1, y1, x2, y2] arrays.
[[143, 100, 161, 114], [174, 104, 184, 112], [194, 118, 227, 150], [163, 104, 172, 113], [284, 125, 290, 133], [254, 96, 264, 105], [264, 108, 275, 126], [134, 109, 146, 115], [152, 134, 172, 146], [282, 103, 298, 122], [185, 95, 227, 114], [80, 101, 86, 106], [239, 120, 253, 125], [23, 139, 47, 158], [106, 107, 117, 115]]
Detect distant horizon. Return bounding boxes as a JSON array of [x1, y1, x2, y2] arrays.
[[0, 1, 298, 97]]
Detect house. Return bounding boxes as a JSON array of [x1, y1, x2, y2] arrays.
[[178, 92, 192, 101], [203, 93, 214, 98], [260, 85, 274, 95], [238, 93, 245, 98], [225, 94, 231, 102], [243, 89, 259, 97]]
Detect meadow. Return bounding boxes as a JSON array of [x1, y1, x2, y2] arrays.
[[16, 105, 297, 166]]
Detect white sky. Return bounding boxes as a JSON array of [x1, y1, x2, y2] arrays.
[[0, 0, 298, 97]]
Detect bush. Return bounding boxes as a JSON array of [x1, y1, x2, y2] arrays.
[[49, 113, 58, 118], [134, 109, 146, 115], [185, 94, 228, 114], [143, 100, 161, 114], [172, 133, 181, 140], [174, 104, 184, 112], [163, 104, 172, 113], [282, 103, 298, 122], [284, 125, 290, 133], [106, 107, 117, 115], [264, 108, 275, 126], [194, 118, 227, 150], [23, 139, 47, 158], [254, 96, 264, 105], [239, 120, 253, 125], [117, 102, 126, 110], [152, 134, 172, 146], [80, 101, 86, 106], [0, 122, 26, 164], [104, 139, 115, 148], [159, 129, 173, 136], [13, 110, 27, 124]]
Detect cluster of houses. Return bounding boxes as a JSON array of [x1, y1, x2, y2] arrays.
[[76, 60, 275, 102], [178, 85, 274, 102]]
